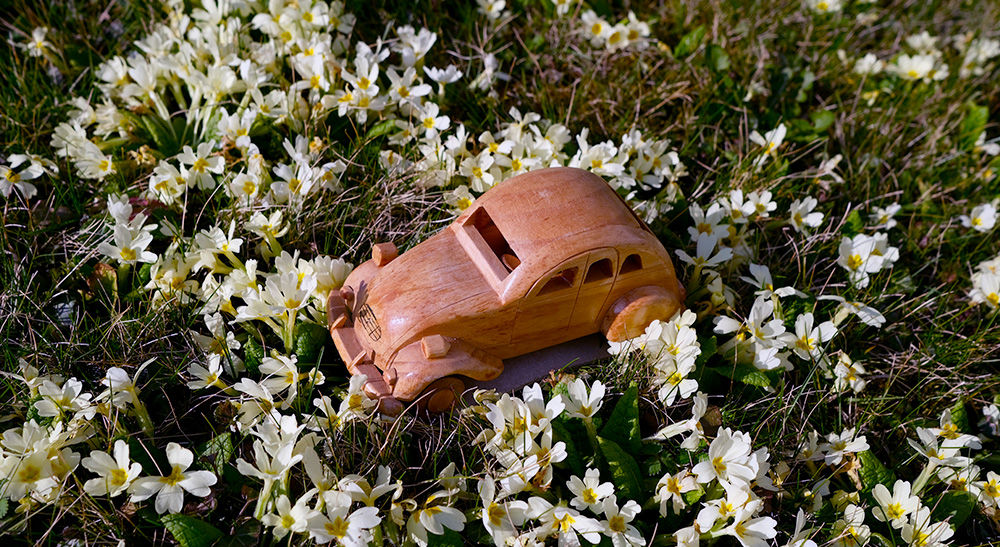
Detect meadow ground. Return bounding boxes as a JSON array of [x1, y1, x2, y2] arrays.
[[2, 0, 1000, 545]]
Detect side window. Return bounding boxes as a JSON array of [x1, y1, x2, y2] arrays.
[[584, 258, 613, 283], [538, 267, 578, 296], [619, 253, 642, 275]]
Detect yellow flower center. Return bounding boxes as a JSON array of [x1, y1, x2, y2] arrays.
[[555, 512, 575, 533], [5, 170, 20, 182], [192, 158, 209, 173], [243, 180, 257, 195], [487, 503, 506, 527], [110, 467, 129, 487], [847, 254, 863, 270], [886, 502, 905, 520], [816, 1, 829, 10], [591, 23, 603, 36], [161, 465, 185, 486], [609, 515, 626, 533], [988, 293, 1000, 307], [302, 11, 313, 22], [99, 159, 111, 172], [358, 77, 371, 90], [120, 248, 137, 262], [325, 516, 349, 538], [18, 463, 42, 483], [582, 488, 597, 504], [456, 197, 472, 210]]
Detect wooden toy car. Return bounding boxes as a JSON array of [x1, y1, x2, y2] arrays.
[[327, 167, 685, 414]]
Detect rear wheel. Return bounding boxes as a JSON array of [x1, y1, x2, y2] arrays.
[[602, 285, 684, 342], [416, 377, 465, 414]]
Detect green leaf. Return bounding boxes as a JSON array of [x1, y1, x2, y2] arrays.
[[600, 386, 641, 455], [597, 436, 643, 501], [427, 527, 464, 547], [857, 450, 895, 492], [950, 400, 972, 434], [704, 44, 730, 73], [930, 490, 977, 528], [365, 119, 398, 140], [0, 498, 7, 519], [811, 110, 835, 133], [842, 210, 864, 238], [960, 102, 989, 150], [727, 363, 772, 388], [551, 418, 587, 477], [197, 432, 234, 476], [294, 322, 329, 363], [695, 336, 717, 368], [674, 26, 705, 58], [244, 336, 264, 374], [161, 514, 223, 547]]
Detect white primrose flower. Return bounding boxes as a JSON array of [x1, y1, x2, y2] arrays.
[[561, 378, 605, 419], [718, 189, 754, 224], [22, 27, 54, 57], [854, 53, 884, 75], [692, 428, 758, 488], [837, 233, 894, 288], [959, 202, 998, 232], [975, 471, 1000, 508], [81, 440, 143, 497], [900, 506, 954, 547], [177, 141, 224, 190], [927, 409, 982, 449], [600, 495, 643, 547], [889, 53, 947, 82], [804, 0, 842, 14], [478, 475, 528, 547], [739, 264, 804, 299], [406, 491, 467, 547], [831, 504, 870, 547], [655, 468, 698, 515], [98, 223, 157, 266], [781, 312, 837, 361], [871, 479, 919, 529], [832, 353, 866, 393], [818, 428, 869, 467], [581, 10, 611, 47], [781, 509, 818, 547], [0, 157, 42, 200], [262, 493, 320, 539], [566, 468, 614, 513], [908, 427, 972, 470], [528, 497, 603, 546], [675, 232, 734, 270], [817, 295, 887, 328], [309, 491, 382, 546], [870, 202, 902, 229], [129, 442, 217, 514], [749, 123, 787, 168], [35, 377, 96, 421], [788, 197, 824, 233], [746, 190, 777, 219], [648, 391, 707, 450]]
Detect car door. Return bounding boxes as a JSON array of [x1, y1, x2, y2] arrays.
[[512, 254, 588, 348], [568, 248, 618, 335]]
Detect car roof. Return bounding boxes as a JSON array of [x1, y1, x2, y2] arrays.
[[456, 166, 651, 263], [454, 167, 658, 296]]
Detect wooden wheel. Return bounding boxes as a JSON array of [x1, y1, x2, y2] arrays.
[[416, 377, 465, 414]]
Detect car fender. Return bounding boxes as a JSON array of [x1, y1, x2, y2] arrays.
[[386, 336, 504, 401]]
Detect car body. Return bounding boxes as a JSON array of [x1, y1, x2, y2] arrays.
[[328, 167, 685, 413]]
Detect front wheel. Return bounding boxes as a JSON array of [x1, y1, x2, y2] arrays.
[[601, 285, 684, 342], [415, 377, 466, 414]]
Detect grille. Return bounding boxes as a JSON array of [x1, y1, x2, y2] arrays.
[[357, 304, 381, 341]]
